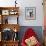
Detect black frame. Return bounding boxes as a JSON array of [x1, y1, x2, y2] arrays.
[[25, 7, 36, 20]]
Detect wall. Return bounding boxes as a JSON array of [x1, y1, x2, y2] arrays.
[[0, 0, 44, 26], [18, 0, 44, 26]]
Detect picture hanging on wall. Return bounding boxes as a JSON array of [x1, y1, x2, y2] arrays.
[[25, 7, 36, 20]]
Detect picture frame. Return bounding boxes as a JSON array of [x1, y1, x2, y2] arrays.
[[25, 7, 36, 20]]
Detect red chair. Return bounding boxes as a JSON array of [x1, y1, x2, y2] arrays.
[[21, 28, 41, 46]]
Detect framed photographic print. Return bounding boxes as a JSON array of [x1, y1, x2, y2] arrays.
[[25, 7, 36, 20]]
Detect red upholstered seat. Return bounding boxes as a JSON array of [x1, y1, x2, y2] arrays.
[[21, 28, 41, 46]]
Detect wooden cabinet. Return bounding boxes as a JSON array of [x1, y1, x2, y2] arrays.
[[0, 7, 20, 46]]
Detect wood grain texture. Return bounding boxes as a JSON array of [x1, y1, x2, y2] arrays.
[[0, 24, 20, 32]]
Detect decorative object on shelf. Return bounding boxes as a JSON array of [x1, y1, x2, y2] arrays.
[[15, 0, 17, 7], [13, 28, 18, 41], [2, 10, 9, 15], [25, 7, 36, 20], [5, 18, 8, 24], [2, 28, 13, 41], [13, 32, 18, 41], [14, 28, 17, 32], [9, 10, 18, 15]]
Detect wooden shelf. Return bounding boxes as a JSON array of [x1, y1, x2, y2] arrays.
[[0, 7, 20, 46], [0, 7, 19, 10], [1, 40, 19, 46], [2, 40, 19, 42], [0, 24, 20, 32]]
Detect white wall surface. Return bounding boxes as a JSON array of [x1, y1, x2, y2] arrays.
[[0, 0, 43, 26]]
